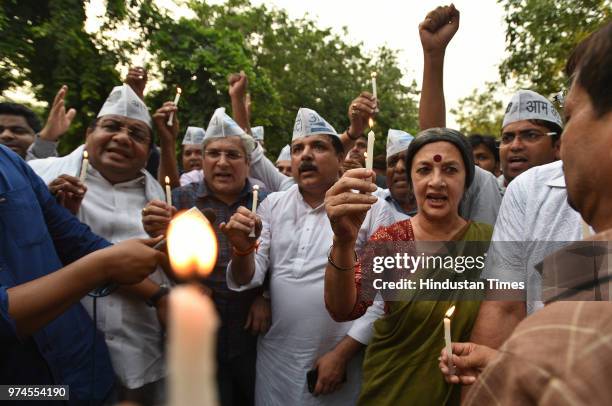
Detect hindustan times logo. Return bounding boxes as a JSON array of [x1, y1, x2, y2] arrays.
[[372, 253, 487, 274]]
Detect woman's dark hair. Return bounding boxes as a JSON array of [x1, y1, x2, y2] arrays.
[[0, 102, 42, 133], [404, 127, 475, 190], [468, 134, 499, 163]]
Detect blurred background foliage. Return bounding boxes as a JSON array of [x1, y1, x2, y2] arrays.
[[1, 0, 610, 156]]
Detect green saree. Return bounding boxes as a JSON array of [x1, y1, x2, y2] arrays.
[[358, 221, 493, 405]]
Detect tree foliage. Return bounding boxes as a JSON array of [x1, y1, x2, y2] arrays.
[[450, 82, 504, 136], [498, 0, 612, 96], [1, 0, 419, 159]]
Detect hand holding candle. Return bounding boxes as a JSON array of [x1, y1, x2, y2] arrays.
[[248, 185, 260, 237], [167, 87, 182, 126], [79, 151, 89, 183], [444, 305, 456, 375]]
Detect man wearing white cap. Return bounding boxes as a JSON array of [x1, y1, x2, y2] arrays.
[[252, 126, 265, 150], [181, 126, 205, 173], [497, 89, 564, 194], [275, 144, 291, 176], [29, 84, 174, 404], [143, 107, 270, 406], [374, 129, 417, 221], [221, 107, 392, 405]]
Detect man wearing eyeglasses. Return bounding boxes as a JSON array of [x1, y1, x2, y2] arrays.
[[497, 90, 564, 194], [28, 84, 174, 404], [143, 107, 270, 406]]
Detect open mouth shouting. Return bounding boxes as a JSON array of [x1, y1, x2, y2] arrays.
[[426, 192, 448, 207], [507, 155, 529, 171]]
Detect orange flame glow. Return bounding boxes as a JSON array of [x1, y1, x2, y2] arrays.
[[167, 207, 218, 278], [368, 118, 374, 128], [83, 151, 88, 159], [363, 152, 368, 159], [445, 305, 456, 318], [176, 87, 182, 94]]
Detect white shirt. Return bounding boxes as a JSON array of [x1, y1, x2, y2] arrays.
[[482, 160, 586, 314], [29, 145, 170, 389], [373, 188, 410, 223], [227, 184, 392, 406]]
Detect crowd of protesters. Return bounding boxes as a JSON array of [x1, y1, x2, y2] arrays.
[[1, 4, 611, 406]]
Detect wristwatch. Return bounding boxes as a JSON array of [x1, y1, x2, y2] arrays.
[[146, 284, 170, 307]]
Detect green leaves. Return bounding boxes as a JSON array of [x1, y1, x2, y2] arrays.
[[498, 0, 611, 96], [1, 0, 418, 159]]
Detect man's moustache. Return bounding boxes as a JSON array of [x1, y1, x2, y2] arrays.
[[299, 163, 318, 173]]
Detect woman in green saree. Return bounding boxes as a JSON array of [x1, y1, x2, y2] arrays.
[[324, 128, 493, 405]]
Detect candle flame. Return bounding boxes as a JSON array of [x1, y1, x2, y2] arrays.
[[165, 175, 170, 185], [445, 305, 456, 318], [176, 87, 182, 94], [368, 118, 374, 128], [253, 184, 259, 191], [83, 150, 88, 159], [371, 71, 377, 78], [364, 152, 368, 159], [167, 208, 218, 279]]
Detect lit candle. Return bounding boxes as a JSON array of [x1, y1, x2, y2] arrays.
[[166, 207, 219, 405], [168, 285, 219, 406], [249, 185, 260, 238], [365, 118, 375, 172], [444, 305, 456, 375], [165, 176, 172, 207], [167, 87, 182, 126], [371, 71, 378, 100], [79, 151, 89, 183]]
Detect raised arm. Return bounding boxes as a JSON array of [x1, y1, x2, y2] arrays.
[[228, 72, 251, 134], [155, 101, 181, 188], [418, 4, 460, 130], [324, 168, 378, 320], [339, 92, 378, 154]]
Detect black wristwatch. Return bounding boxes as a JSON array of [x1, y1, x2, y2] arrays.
[[146, 284, 170, 307]]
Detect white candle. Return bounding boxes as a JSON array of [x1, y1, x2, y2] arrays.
[[165, 176, 172, 206], [444, 305, 456, 375], [167, 87, 182, 126], [168, 285, 219, 406], [371, 71, 378, 100], [249, 185, 260, 238], [365, 129, 375, 172], [79, 151, 89, 183], [251, 184, 260, 213]]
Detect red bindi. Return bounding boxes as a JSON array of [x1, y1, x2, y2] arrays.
[[433, 154, 442, 162]]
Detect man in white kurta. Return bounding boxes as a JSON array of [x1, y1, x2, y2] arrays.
[[29, 85, 171, 402], [225, 108, 392, 405]]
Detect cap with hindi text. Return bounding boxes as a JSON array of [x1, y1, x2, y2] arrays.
[[292, 108, 338, 141], [386, 129, 414, 157], [97, 84, 152, 129], [182, 126, 206, 145], [204, 107, 256, 153], [502, 90, 563, 130]]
